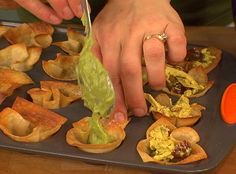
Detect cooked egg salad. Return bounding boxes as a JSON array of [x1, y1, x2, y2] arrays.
[[165, 66, 205, 96], [144, 93, 193, 118], [192, 48, 216, 68], [149, 125, 175, 161]]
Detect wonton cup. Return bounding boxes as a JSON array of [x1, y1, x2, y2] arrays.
[[42, 53, 77, 80], [0, 43, 42, 71], [3, 22, 54, 48], [0, 26, 10, 37], [163, 65, 214, 98], [66, 117, 126, 153], [0, 97, 67, 142], [137, 117, 207, 165], [203, 47, 222, 73], [0, 68, 34, 104], [27, 81, 81, 109], [52, 28, 85, 55], [178, 47, 222, 74], [145, 93, 205, 127]]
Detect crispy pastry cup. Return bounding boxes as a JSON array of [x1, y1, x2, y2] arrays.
[[0, 26, 10, 37], [66, 117, 126, 153], [42, 53, 77, 81], [182, 47, 222, 74], [0, 43, 42, 71], [153, 112, 202, 127], [0, 97, 67, 142], [175, 47, 222, 74], [27, 81, 81, 109], [163, 66, 214, 98], [204, 47, 222, 73], [162, 81, 214, 98], [3, 22, 54, 48], [136, 117, 207, 165], [151, 93, 205, 127], [0, 68, 34, 104], [52, 28, 85, 56]]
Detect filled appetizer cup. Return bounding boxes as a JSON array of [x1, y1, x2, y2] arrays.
[[144, 93, 205, 127], [66, 114, 128, 153], [137, 117, 207, 165]]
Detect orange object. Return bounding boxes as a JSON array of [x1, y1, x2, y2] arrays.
[[221, 83, 236, 124]]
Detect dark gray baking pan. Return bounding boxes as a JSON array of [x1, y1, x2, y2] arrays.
[[0, 25, 236, 174]]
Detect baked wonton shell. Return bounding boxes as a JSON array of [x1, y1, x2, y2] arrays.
[[0, 97, 67, 142], [163, 66, 214, 98], [42, 54, 77, 80], [3, 22, 54, 48], [0, 43, 42, 71], [162, 81, 214, 98], [52, 28, 85, 55], [0, 25, 10, 37], [0, 68, 34, 104], [151, 93, 205, 127], [182, 47, 222, 74], [66, 117, 126, 153], [153, 113, 201, 127], [137, 117, 207, 165], [27, 81, 81, 109], [204, 47, 222, 73]]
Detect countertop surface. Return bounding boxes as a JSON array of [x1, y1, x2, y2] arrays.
[[0, 1, 236, 174]]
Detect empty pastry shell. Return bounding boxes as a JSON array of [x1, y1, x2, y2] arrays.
[[27, 81, 81, 109], [0, 97, 67, 142], [0, 68, 33, 104], [3, 22, 54, 48], [52, 28, 85, 55], [42, 53, 77, 81], [0, 43, 42, 71]]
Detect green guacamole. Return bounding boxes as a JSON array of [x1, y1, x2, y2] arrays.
[[76, 15, 115, 117], [88, 114, 113, 144], [76, 15, 115, 144]]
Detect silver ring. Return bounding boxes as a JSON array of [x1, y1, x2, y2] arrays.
[[143, 33, 168, 43]]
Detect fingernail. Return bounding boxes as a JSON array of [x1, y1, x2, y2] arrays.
[[151, 85, 165, 91], [49, 15, 61, 24], [133, 108, 146, 117], [114, 112, 126, 122], [62, 6, 74, 19], [150, 81, 166, 90]]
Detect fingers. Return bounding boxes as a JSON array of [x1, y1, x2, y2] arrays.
[[143, 35, 166, 89], [98, 35, 127, 120], [47, 0, 74, 19], [68, 0, 83, 18], [14, 0, 84, 24], [92, 37, 102, 61], [120, 35, 147, 117], [111, 80, 127, 123], [165, 24, 187, 63], [142, 24, 187, 90], [14, 0, 62, 24]]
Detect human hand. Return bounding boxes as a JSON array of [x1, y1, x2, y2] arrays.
[[14, 0, 83, 24], [92, 0, 187, 118]]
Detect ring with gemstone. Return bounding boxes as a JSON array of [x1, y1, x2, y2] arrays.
[[143, 33, 168, 43]]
